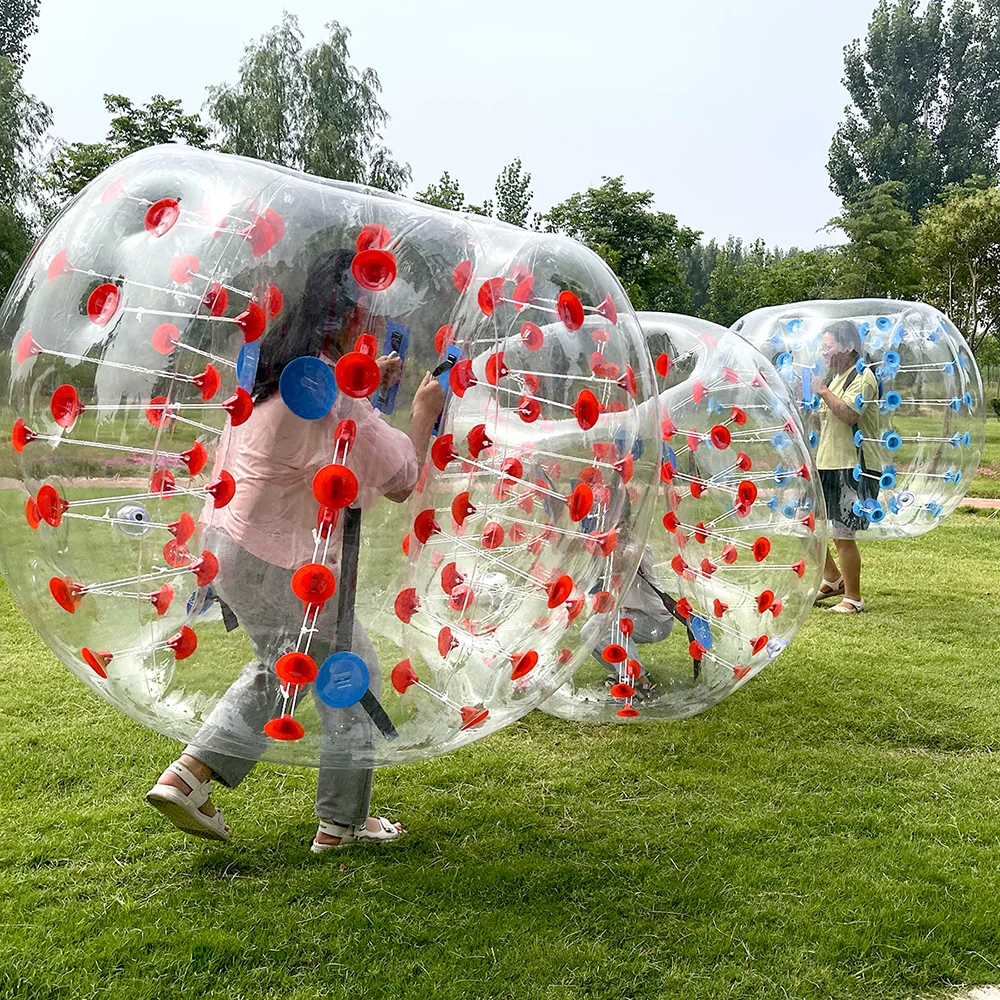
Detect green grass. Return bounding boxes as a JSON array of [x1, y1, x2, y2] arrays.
[[3, 514, 1000, 1000], [968, 416, 1000, 498]]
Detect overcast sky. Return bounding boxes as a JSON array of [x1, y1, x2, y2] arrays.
[[23, 0, 878, 249]]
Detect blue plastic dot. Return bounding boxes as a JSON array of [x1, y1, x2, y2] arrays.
[[876, 316, 892, 331], [808, 430, 819, 449], [854, 429, 865, 448], [859, 322, 871, 338], [787, 318, 803, 334], [315, 651, 371, 709], [885, 391, 901, 410], [237, 341, 261, 394], [771, 431, 790, 450], [690, 617, 713, 651], [852, 464, 863, 483], [781, 501, 797, 519], [882, 430, 902, 452], [279, 356, 337, 420], [855, 359, 866, 374], [880, 466, 897, 489]]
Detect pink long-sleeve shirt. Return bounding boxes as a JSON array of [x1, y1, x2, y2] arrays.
[[204, 393, 418, 570]]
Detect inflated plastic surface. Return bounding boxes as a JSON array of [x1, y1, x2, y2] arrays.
[[0, 146, 659, 766], [541, 313, 826, 722], [733, 300, 983, 537]]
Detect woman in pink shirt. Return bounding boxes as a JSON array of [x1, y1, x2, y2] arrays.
[[146, 249, 444, 851]]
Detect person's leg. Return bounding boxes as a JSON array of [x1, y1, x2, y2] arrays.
[[834, 538, 862, 603], [313, 621, 402, 846]]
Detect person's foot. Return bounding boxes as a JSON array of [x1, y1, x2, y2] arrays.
[[315, 817, 405, 847], [154, 754, 223, 823]]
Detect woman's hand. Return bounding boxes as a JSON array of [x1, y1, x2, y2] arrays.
[[376, 354, 403, 391], [412, 372, 446, 426]]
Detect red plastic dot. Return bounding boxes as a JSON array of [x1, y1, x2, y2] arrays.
[[413, 509, 441, 545], [180, 442, 208, 476], [441, 562, 464, 595], [466, 424, 492, 459], [460, 706, 489, 730], [595, 292, 617, 325], [87, 284, 120, 326], [334, 419, 357, 456], [10, 417, 33, 454], [145, 198, 180, 237], [451, 492, 476, 526], [151, 584, 175, 617], [616, 705, 640, 719], [312, 463, 360, 510], [263, 714, 305, 741], [431, 432, 457, 471], [738, 480, 758, 506], [438, 626, 459, 657], [151, 323, 181, 355], [356, 223, 392, 252], [236, 302, 266, 343], [167, 511, 196, 544], [435, 325, 455, 354], [222, 387, 254, 426], [603, 644, 627, 664], [36, 485, 68, 527], [751, 635, 769, 655], [276, 652, 319, 686], [352, 249, 397, 291], [591, 591, 615, 613], [568, 483, 594, 522], [619, 617, 634, 637], [510, 650, 538, 679], [205, 470, 236, 508], [264, 284, 284, 318], [753, 537, 771, 562], [557, 290, 585, 331], [81, 648, 112, 678], [453, 260, 473, 292], [512, 275, 535, 311], [710, 424, 731, 449], [24, 497, 40, 530], [448, 584, 475, 612], [540, 573, 572, 611], [394, 588, 420, 623], [482, 522, 504, 549], [485, 351, 508, 385], [449, 359, 477, 397], [151, 469, 177, 496], [203, 282, 229, 316], [192, 363, 222, 402], [520, 321, 544, 351], [48, 576, 81, 614], [792, 559, 807, 578], [506, 389, 539, 423], [618, 366, 637, 397], [190, 550, 219, 587], [162, 540, 191, 568], [610, 682, 635, 699], [291, 563, 337, 606], [573, 389, 600, 431], [170, 254, 199, 284], [15, 330, 36, 365], [263, 208, 285, 243], [50, 384, 81, 429], [335, 352, 381, 399], [47, 248, 71, 280], [656, 353, 671, 378], [391, 659, 419, 693], [757, 590, 775, 614], [241, 215, 277, 257], [477, 277, 504, 316]]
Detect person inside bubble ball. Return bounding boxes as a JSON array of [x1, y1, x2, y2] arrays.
[[814, 319, 880, 614], [146, 248, 446, 850]]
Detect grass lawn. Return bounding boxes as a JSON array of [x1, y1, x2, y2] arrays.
[[2, 511, 1000, 1000], [967, 416, 1000, 499]]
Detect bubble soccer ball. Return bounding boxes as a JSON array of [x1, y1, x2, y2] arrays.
[[734, 300, 983, 536], [0, 146, 660, 767], [541, 313, 826, 722]]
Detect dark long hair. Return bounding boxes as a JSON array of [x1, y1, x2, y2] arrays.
[[825, 319, 863, 389], [251, 249, 359, 402]]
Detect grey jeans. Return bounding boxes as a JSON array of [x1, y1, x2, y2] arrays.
[[185, 527, 379, 826]]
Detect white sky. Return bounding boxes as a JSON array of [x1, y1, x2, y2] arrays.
[[23, 0, 877, 249]]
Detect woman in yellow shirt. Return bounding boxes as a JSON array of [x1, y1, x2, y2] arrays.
[[814, 320, 880, 614]]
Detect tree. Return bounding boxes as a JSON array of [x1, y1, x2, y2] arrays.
[[415, 171, 467, 211], [206, 14, 410, 192], [827, 180, 921, 298], [828, 0, 1000, 219], [493, 158, 533, 227], [42, 94, 212, 206], [917, 177, 1000, 353], [543, 176, 699, 313], [0, 0, 40, 70]]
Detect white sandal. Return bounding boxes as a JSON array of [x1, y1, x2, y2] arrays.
[[145, 760, 230, 842], [829, 597, 865, 614], [815, 575, 844, 603], [311, 816, 405, 853]]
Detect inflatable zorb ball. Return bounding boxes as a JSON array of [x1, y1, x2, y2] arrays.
[[541, 313, 826, 722], [0, 146, 659, 767], [734, 300, 983, 535]]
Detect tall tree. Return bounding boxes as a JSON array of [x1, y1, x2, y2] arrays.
[[415, 171, 467, 211], [0, 0, 40, 70], [543, 176, 698, 313], [42, 95, 212, 206], [493, 158, 533, 227], [829, 0, 1000, 219], [917, 177, 1000, 352], [206, 14, 410, 192], [827, 180, 921, 298]]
